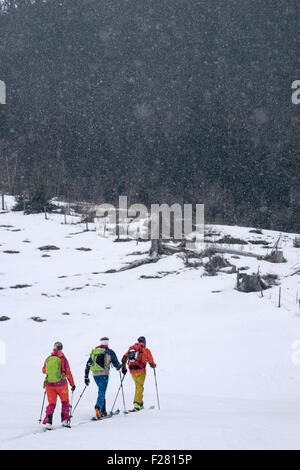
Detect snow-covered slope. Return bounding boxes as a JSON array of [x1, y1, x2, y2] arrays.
[[0, 202, 300, 450]]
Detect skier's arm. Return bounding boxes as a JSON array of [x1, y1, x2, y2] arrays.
[[66, 366, 75, 388], [108, 349, 121, 370], [42, 362, 46, 374], [64, 357, 75, 388], [121, 352, 128, 372], [146, 349, 156, 368], [85, 356, 92, 378]]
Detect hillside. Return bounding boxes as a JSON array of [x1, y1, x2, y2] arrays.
[[0, 198, 300, 449]]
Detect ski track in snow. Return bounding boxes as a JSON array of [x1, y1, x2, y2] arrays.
[[0, 202, 300, 449]]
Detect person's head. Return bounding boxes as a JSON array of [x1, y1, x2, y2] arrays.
[[137, 336, 146, 345], [54, 341, 63, 351], [100, 337, 109, 347]]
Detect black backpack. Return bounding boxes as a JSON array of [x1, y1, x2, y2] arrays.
[[127, 344, 145, 370]]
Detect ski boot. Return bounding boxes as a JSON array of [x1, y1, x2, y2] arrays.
[[95, 405, 101, 420], [61, 414, 71, 428], [62, 420, 71, 428], [101, 400, 107, 417], [44, 414, 53, 430], [133, 401, 144, 411]]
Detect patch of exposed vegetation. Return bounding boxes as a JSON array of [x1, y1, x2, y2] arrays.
[[140, 274, 161, 279], [262, 250, 287, 263], [105, 256, 159, 274], [38, 245, 60, 251], [204, 255, 232, 276], [293, 236, 300, 248], [126, 251, 148, 256], [10, 284, 32, 289], [30, 316, 46, 322], [140, 270, 178, 280], [0, 316, 10, 321], [204, 230, 221, 238], [261, 273, 280, 286], [236, 272, 266, 292], [215, 236, 248, 245]]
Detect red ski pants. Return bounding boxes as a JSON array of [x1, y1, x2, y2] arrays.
[[43, 383, 70, 423]]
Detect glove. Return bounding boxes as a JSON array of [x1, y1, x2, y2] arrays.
[[84, 377, 90, 386], [150, 363, 156, 369], [71, 385, 76, 392], [122, 367, 127, 375]]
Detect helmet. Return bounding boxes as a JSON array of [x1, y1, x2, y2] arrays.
[[137, 336, 146, 344], [54, 341, 63, 351]]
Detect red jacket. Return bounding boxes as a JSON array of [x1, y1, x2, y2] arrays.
[[122, 342, 156, 374], [42, 350, 75, 387]]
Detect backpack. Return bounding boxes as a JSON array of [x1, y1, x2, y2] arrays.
[[127, 344, 145, 371], [45, 355, 65, 383], [90, 347, 106, 372]]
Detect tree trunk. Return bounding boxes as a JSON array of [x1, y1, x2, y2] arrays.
[[149, 239, 163, 258]]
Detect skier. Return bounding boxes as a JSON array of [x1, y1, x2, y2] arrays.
[[84, 337, 121, 419], [121, 336, 156, 411], [42, 341, 76, 429]]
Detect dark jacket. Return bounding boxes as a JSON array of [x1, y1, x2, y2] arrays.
[[85, 345, 121, 377]]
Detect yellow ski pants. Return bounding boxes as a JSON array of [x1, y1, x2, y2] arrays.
[[131, 372, 146, 404]]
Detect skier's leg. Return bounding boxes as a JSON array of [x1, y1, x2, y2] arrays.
[[93, 375, 108, 418], [100, 376, 109, 412], [102, 398, 107, 416], [43, 386, 57, 424], [93, 375, 100, 408], [132, 373, 146, 409], [57, 383, 70, 422], [97, 376, 109, 411], [93, 375, 102, 418]]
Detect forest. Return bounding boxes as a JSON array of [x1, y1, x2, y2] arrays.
[[0, 0, 299, 231]]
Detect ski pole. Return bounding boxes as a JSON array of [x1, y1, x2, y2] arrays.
[[153, 368, 160, 410], [110, 373, 126, 414], [38, 390, 46, 424], [119, 370, 127, 413], [71, 385, 87, 417]]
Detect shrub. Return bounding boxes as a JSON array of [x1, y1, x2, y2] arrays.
[[294, 236, 300, 248]]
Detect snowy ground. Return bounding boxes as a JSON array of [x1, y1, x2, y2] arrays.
[[0, 197, 300, 449]]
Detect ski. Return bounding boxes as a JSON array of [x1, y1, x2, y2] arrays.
[[39, 423, 71, 433], [91, 409, 120, 421], [125, 405, 155, 414]]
